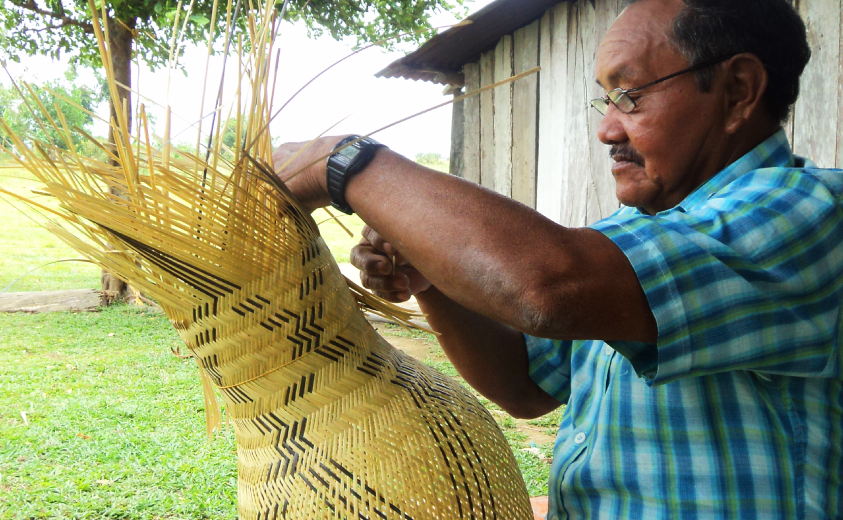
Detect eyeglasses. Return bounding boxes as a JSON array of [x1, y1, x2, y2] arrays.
[[590, 54, 736, 115]]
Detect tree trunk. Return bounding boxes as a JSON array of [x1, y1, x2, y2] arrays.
[[100, 16, 137, 305]]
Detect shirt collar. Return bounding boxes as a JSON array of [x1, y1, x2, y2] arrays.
[[653, 129, 798, 214]]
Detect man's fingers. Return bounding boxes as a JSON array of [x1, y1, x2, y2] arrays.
[[360, 272, 409, 293], [361, 225, 395, 255], [350, 243, 392, 275], [373, 289, 412, 303]]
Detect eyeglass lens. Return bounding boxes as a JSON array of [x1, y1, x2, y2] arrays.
[[590, 90, 637, 115], [609, 91, 636, 113], [591, 98, 610, 115]]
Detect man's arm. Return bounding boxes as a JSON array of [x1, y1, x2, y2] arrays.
[[418, 287, 563, 418], [353, 229, 562, 418], [275, 138, 657, 344]]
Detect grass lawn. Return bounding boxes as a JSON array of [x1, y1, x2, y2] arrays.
[[0, 307, 239, 519], [0, 165, 558, 518]]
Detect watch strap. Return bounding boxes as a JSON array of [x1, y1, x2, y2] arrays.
[[326, 135, 386, 215]]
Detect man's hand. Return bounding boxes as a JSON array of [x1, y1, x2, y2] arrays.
[[351, 225, 432, 302], [272, 136, 348, 212]]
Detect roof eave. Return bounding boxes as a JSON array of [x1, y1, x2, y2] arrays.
[[376, 0, 566, 86]]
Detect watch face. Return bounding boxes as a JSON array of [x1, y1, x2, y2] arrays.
[[338, 145, 360, 161]]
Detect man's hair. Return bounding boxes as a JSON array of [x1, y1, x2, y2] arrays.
[[633, 0, 812, 123]]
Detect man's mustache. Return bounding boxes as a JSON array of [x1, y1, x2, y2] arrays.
[[610, 144, 645, 166]]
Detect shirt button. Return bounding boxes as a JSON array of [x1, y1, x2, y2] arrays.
[[574, 432, 586, 444], [604, 344, 614, 356]]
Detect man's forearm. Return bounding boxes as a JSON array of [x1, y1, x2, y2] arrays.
[[346, 149, 575, 335], [415, 286, 562, 419], [275, 139, 657, 344]]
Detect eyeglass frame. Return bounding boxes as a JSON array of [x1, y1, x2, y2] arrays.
[[590, 54, 738, 115]]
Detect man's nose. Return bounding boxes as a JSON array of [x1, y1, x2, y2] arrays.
[[596, 104, 627, 145]]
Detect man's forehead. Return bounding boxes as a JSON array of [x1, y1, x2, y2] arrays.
[[595, 0, 684, 87], [595, 36, 652, 87]]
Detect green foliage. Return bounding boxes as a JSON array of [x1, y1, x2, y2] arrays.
[[0, 0, 464, 75], [0, 70, 106, 154], [0, 0, 244, 72], [415, 152, 449, 173], [281, 0, 465, 47]]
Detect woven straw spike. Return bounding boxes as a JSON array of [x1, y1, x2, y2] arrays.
[[0, 1, 534, 518]]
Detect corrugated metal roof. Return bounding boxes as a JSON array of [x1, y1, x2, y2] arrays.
[[376, 0, 566, 86]]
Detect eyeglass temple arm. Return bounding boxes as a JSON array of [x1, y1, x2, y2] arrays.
[[625, 54, 736, 95]]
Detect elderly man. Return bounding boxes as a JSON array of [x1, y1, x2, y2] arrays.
[[275, 0, 842, 517]]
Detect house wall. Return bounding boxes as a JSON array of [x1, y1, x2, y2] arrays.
[[454, 0, 843, 227], [790, 0, 843, 169]]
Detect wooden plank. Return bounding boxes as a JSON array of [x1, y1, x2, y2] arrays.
[[494, 35, 514, 197], [793, 0, 840, 168], [449, 93, 465, 177], [479, 50, 496, 190], [562, 2, 589, 228], [462, 63, 481, 184], [583, 0, 623, 222], [512, 20, 540, 209], [536, 2, 572, 224], [838, 5, 843, 168]]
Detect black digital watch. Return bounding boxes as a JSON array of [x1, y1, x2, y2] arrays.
[[326, 135, 386, 215]]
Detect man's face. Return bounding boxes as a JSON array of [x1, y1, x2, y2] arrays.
[[595, 0, 728, 214]]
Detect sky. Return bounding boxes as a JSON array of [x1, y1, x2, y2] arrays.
[[2, 0, 496, 160]]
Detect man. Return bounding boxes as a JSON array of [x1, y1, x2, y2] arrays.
[[274, 0, 842, 517]]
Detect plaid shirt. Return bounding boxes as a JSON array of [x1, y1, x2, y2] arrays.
[[527, 130, 843, 519]]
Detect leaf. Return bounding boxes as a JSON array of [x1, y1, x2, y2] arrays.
[[189, 15, 210, 26]]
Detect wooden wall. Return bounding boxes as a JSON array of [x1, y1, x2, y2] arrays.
[[454, 0, 843, 227], [535, 0, 624, 227], [790, 0, 843, 168]]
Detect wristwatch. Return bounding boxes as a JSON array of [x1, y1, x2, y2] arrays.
[[326, 135, 386, 214]]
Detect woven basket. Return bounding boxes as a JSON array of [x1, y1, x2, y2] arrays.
[[0, 2, 535, 518]]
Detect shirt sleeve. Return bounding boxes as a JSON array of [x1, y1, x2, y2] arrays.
[[524, 334, 572, 404], [591, 169, 843, 386]]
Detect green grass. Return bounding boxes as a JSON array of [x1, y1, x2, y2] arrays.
[[311, 208, 366, 264], [0, 167, 101, 292], [0, 306, 238, 519]]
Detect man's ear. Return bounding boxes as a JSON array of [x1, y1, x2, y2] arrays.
[[722, 53, 770, 134]]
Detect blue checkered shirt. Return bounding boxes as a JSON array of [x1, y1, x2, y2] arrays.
[[527, 130, 843, 519]]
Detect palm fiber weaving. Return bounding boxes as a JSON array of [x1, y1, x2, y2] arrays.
[[0, 1, 534, 518]]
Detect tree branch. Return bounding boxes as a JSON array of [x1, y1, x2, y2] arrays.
[[22, 23, 75, 34], [7, 0, 95, 34]]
